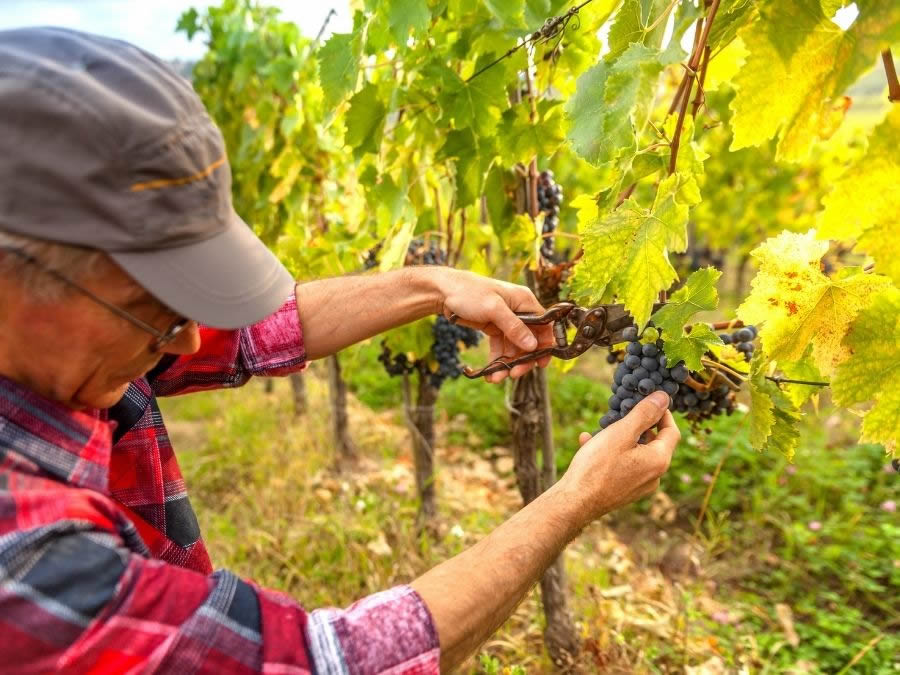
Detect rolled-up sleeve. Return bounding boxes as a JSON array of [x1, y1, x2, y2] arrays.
[[0, 528, 439, 673], [151, 294, 307, 396]]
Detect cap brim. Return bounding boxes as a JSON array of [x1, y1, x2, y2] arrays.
[[110, 211, 295, 329]]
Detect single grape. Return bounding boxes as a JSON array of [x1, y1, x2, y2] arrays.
[[609, 395, 622, 411], [641, 343, 659, 357], [684, 392, 698, 407], [638, 378, 656, 395], [641, 357, 659, 372], [622, 326, 639, 342], [625, 354, 641, 369], [626, 342, 643, 356], [633, 367, 649, 381], [622, 374, 638, 390], [621, 398, 636, 414], [650, 371, 664, 385], [662, 380, 679, 396], [670, 364, 689, 383], [719, 333, 732, 344], [735, 327, 753, 342]]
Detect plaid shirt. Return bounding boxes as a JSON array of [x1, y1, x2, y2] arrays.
[[0, 296, 440, 673]]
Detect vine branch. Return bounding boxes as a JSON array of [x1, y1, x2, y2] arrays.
[[766, 376, 830, 388], [314, 9, 337, 45], [669, 0, 721, 175], [882, 49, 900, 102]]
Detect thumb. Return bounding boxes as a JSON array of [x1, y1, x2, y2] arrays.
[[616, 391, 669, 441]]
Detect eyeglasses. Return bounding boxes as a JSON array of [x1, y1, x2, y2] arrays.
[[1, 246, 192, 352]]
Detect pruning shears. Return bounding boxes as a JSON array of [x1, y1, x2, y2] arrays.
[[455, 301, 665, 379]]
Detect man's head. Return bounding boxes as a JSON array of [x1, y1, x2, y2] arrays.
[[0, 27, 296, 408], [0, 230, 202, 408]]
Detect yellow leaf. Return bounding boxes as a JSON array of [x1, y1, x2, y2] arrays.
[[737, 231, 890, 376]]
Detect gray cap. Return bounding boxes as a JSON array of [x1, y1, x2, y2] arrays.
[[0, 27, 296, 329]]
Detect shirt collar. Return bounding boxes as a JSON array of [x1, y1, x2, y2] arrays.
[[0, 374, 113, 493]]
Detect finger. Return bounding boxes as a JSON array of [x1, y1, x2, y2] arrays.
[[610, 391, 669, 443], [647, 411, 681, 453], [490, 301, 539, 352], [579, 431, 592, 446]]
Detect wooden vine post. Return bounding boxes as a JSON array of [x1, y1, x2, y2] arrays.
[[509, 68, 579, 662], [403, 369, 439, 527], [326, 354, 357, 464]]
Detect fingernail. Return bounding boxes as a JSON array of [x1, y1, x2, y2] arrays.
[[524, 336, 537, 350], [648, 391, 669, 409]]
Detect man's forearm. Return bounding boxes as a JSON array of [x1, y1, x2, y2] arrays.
[[295, 268, 441, 360], [411, 482, 586, 671]]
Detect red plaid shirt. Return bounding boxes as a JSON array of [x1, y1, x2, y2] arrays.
[[0, 296, 439, 673]]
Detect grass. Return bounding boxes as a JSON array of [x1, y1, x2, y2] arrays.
[[159, 363, 900, 673]]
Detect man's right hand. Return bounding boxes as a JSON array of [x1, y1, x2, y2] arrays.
[[561, 390, 680, 525]]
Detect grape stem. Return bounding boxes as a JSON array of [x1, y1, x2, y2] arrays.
[[882, 49, 900, 103], [314, 8, 337, 45]]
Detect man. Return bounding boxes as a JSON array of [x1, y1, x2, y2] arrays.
[[0, 27, 678, 673]]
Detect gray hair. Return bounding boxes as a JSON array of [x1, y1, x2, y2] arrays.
[[0, 230, 106, 301]]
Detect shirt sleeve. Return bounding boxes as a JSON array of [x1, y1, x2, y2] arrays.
[[0, 527, 440, 673], [150, 293, 307, 397]]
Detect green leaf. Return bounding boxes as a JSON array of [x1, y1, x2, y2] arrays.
[[566, 43, 666, 169], [818, 107, 900, 285], [730, 0, 900, 161], [176, 8, 201, 40], [387, 0, 431, 42], [779, 349, 825, 409], [484, 0, 527, 29], [379, 220, 416, 272], [497, 100, 566, 166], [572, 173, 692, 327], [524, 0, 575, 30], [832, 287, 900, 452], [432, 55, 509, 136], [748, 357, 803, 460], [344, 82, 386, 157], [318, 33, 360, 109], [652, 267, 723, 370], [606, 0, 672, 61], [737, 231, 892, 376], [436, 128, 497, 206]]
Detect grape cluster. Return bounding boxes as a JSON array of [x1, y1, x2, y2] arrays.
[[428, 316, 482, 388], [537, 170, 563, 260], [719, 325, 757, 362], [406, 238, 447, 266], [379, 317, 482, 390], [600, 328, 738, 431], [378, 343, 414, 376], [363, 241, 382, 270]]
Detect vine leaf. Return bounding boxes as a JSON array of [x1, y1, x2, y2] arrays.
[[497, 100, 566, 166], [387, 0, 431, 42], [436, 128, 498, 207], [730, 0, 900, 161], [483, 0, 526, 30], [317, 32, 361, 109], [818, 107, 900, 284], [779, 350, 825, 409], [566, 43, 669, 172], [832, 287, 900, 454], [572, 173, 694, 328], [432, 55, 510, 136], [606, 0, 673, 62], [344, 83, 387, 157], [652, 267, 723, 371], [737, 230, 891, 376], [748, 357, 802, 460]]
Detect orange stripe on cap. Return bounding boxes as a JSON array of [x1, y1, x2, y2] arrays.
[[129, 155, 226, 192]]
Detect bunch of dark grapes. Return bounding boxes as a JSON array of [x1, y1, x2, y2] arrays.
[[378, 343, 414, 376], [599, 328, 737, 431], [719, 325, 757, 362], [428, 316, 482, 388], [406, 238, 447, 266], [363, 241, 383, 270], [537, 170, 563, 260]]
